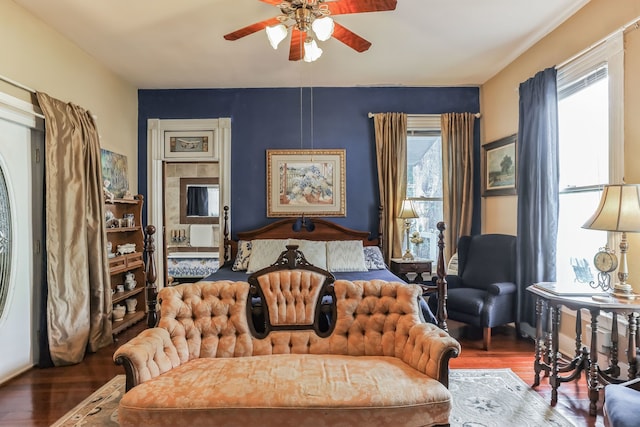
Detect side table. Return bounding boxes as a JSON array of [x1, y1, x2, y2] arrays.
[[390, 258, 433, 284]]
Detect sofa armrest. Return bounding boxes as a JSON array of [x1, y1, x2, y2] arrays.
[[486, 281, 517, 296], [113, 327, 182, 391], [401, 323, 461, 387]]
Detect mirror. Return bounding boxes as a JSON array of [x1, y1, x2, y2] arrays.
[[179, 177, 220, 224]]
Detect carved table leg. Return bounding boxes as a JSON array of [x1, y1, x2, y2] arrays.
[[628, 313, 638, 379], [533, 298, 544, 387], [588, 308, 600, 416], [550, 304, 561, 405], [575, 309, 582, 358], [609, 312, 620, 378]]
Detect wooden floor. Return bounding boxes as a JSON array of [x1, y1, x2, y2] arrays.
[[0, 321, 604, 426]]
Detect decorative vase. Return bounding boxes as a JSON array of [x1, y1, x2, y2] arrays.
[[125, 298, 137, 313], [112, 305, 126, 321]]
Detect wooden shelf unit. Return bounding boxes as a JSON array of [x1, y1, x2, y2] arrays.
[[105, 195, 146, 335]]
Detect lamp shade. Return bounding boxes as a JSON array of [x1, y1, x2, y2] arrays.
[[266, 24, 288, 49], [312, 17, 334, 41], [398, 199, 418, 219], [303, 38, 323, 62], [582, 184, 640, 232]]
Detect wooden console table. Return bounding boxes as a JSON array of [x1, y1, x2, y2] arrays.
[[527, 283, 640, 416]]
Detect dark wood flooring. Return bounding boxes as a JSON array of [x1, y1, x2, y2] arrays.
[[0, 321, 604, 426]]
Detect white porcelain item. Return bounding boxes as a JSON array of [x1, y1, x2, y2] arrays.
[[112, 305, 126, 321], [125, 298, 138, 313]]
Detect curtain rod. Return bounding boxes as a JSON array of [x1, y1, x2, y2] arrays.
[[556, 16, 639, 69], [367, 112, 481, 118], [0, 73, 37, 94]]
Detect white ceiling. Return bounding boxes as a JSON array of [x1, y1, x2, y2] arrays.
[[12, 0, 590, 89]]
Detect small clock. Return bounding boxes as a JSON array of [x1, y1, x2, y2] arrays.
[[593, 248, 618, 273]]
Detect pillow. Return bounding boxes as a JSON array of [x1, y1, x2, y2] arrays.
[[448, 252, 459, 276], [363, 246, 386, 270], [288, 239, 327, 270], [232, 240, 252, 271], [326, 240, 368, 272], [246, 239, 290, 273]]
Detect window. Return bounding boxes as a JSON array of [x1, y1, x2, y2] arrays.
[[406, 115, 443, 261], [555, 33, 623, 285]]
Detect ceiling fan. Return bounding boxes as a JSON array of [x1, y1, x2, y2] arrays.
[[223, 0, 398, 62]]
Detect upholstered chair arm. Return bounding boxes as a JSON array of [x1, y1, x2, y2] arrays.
[[486, 281, 517, 296], [114, 327, 182, 391], [400, 323, 461, 387]]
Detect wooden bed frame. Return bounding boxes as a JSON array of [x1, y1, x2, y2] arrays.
[[221, 206, 381, 265], [215, 206, 448, 331]]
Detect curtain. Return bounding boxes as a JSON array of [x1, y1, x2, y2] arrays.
[[373, 113, 407, 263], [187, 186, 209, 216], [516, 68, 559, 332], [37, 92, 112, 366], [441, 113, 475, 260]]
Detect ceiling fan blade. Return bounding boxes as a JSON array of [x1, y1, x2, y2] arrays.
[[259, 0, 283, 5], [289, 28, 304, 61], [327, 0, 397, 15], [332, 22, 372, 52], [223, 17, 281, 41]]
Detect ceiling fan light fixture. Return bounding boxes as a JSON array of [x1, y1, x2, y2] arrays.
[[303, 38, 322, 62], [312, 16, 334, 42], [266, 23, 288, 49]]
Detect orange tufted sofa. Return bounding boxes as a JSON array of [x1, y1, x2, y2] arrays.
[[113, 252, 461, 427]]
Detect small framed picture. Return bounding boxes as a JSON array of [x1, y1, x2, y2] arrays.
[[163, 130, 217, 160], [482, 134, 517, 197]]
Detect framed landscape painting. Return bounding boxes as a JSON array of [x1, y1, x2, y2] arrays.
[[482, 134, 517, 197], [100, 149, 129, 198], [163, 130, 216, 160], [267, 149, 346, 217]]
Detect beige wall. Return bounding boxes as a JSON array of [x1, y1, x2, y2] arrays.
[[0, 1, 138, 192], [481, 0, 640, 288]]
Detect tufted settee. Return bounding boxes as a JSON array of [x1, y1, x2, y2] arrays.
[[113, 248, 461, 427]]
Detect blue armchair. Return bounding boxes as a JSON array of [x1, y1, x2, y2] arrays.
[[604, 378, 640, 427], [429, 233, 517, 350]]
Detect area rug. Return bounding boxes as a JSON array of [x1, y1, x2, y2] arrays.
[[52, 369, 574, 427]]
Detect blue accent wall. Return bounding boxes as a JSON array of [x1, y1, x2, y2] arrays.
[[138, 86, 480, 238]]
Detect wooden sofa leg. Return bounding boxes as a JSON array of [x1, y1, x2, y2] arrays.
[[483, 327, 491, 351]]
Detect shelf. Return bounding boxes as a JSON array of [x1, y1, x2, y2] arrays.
[[106, 198, 139, 205], [112, 311, 145, 335], [106, 226, 142, 233], [112, 286, 144, 304]]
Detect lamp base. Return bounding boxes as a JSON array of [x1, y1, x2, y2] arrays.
[[402, 250, 414, 261], [613, 282, 632, 294]]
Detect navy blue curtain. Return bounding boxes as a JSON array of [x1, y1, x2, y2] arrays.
[[187, 187, 209, 216], [516, 67, 559, 331]]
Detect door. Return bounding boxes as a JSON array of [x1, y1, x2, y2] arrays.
[[0, 95, 44, 383]]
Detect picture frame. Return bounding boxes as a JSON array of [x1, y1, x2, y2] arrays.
[[482, 134, 517, 197], [267, 149, 346, 217], [100, 149, 129, 198], [163, 130, 217, 160]]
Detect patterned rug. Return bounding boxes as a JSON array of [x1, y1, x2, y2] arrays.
[[52, 369, 573, 427]]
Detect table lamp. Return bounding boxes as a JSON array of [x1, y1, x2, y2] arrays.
[[398, 199, 418, 260], [582, 184, 640, 295]]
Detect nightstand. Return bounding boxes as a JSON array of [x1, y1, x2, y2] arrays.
[[389, 258, 433, 284]]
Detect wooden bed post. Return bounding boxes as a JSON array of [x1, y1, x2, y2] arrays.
[[378, 205, 384, 249], [144, 225, 158, 328], [436, 221, 448, 331], [223, 205, 231, 264]]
